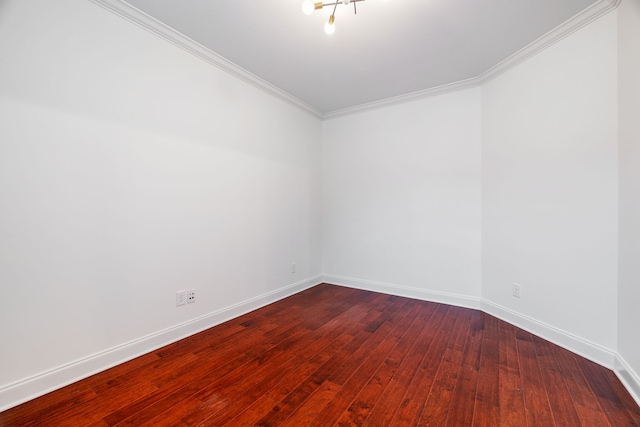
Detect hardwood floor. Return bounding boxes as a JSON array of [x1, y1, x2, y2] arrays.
[[2, 284, 639, 426]]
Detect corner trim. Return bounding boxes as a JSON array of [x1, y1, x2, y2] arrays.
[[322, 274, 482, 310], [615, 355, 640, 407], [86, 0, 323, 119], [0, 275, 322, 412]]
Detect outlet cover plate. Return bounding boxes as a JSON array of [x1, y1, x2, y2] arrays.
[[187, 289, 196, 304], [513, 283, 521, 298], [176, 290, 187, 306]]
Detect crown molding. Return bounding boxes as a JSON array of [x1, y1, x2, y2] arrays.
[[324, 0, 621, 118], [476, 0, 620, 86], [322, 77, 480, 120], [87, 0, 323, 119], [88, 0, 620, 121]]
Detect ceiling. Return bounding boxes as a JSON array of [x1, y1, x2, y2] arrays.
[[123, 0, 601, 115]]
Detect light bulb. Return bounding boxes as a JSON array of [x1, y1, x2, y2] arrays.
[[342, 0, 351, 4], [301, 0, 314, 15], [324, 15, 336, 34]]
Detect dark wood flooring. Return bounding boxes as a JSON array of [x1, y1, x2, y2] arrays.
[[1, 284, 639, 426]]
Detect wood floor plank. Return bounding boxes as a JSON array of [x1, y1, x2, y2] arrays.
[[106, 312, 316, 425], [93, 352, 199, 395], [577, 356, 638, 426], [415, 309, 474, 427], [137, 397, 203, 427], [1, 284, 638, 427], [268, 332, 356, 403], [552, 344, 613, 427], [515, 328, 557, 426], [445, 311, 484, 426], [86, 420, 109, 427], [497, 321, 527, 427], [254, 296, 407, 426], [0, 385, 98, 427], [82, 352, 162, 390], [531, 335, 582, 427], [309, 299, 417, 426], [262, 327, 370, 406], [280, 380, 341, 426], [309, 336, 401, 426], [43, 377, 158, 427], [389, 306, 459, 426], [472, 355, 500, 427], [200, 301, 371, 425], [362, 302, 445, 426], [220, 394, 278, 427], [253, 330, 379, 425], [333, 300, 425, 426], [603, 368, 640, 425], [470, 314, 501, 427], [116, 326, 314, 425], [193, 355, 308, 426], [326, 296, 411, 386]]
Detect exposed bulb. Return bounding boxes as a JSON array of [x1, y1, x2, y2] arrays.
[[324, 15, 336, 34], [342, 0, 351, 4], [301, 0, 314, 15]]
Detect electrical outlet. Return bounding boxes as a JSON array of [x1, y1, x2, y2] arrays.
[[187, 289, 196, 304], [176, 290, 186, 306], [291, 263, 296, 274], [513, 283, 521, 298]]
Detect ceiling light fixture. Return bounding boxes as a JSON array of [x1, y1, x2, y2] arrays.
[[302, 0, 365, 35]]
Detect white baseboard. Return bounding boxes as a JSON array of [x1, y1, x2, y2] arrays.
[[0, 275, 322, 412], [481, 299, 616, 369], [3, 275, 635, 412], [615, 355, 640, 407], [322, 274, 616, 370], [322, 274, 482, 310]]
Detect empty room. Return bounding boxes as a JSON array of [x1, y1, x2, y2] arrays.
[[1, 0, 639, 425]]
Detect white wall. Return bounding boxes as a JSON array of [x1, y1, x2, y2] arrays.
[[617, 0, 640, 401], [481, 12, 619, 357], [322, 10, 621, 367], [0, 0, 322, 406], [322, 89, 482, 305]]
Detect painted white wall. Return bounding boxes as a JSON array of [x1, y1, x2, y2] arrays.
[[0, 0, 322, 395], [322, 89, 482, 304], [481, 12, 618, 353], [617, 0, 640, 399]]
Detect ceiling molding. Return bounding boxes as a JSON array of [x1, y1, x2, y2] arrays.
[[87, 0, 619, 121], [322, 78, 480, 120], [325, 0, 620, 118], [87, 0, 324, 119], [476, 0, 620, 86]]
